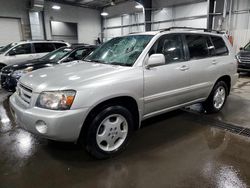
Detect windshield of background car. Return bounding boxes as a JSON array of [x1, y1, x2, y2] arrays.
[[244, 42, 250, 51], [41, 47, 73, 62], [0, 43, 17, 54], [85, 35, 153, 66]]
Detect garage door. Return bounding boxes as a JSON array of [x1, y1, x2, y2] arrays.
[[0, 18, 22, 46]]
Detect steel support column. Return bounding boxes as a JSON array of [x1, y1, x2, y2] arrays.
[[135, 0, 152, 31]]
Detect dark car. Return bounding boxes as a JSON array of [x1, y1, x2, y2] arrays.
[[0, 44, 97, 91], [237, 41, 250, 73]]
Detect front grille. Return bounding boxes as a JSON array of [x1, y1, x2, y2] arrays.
[[239, 56, 250, 63], [17, 82, 33, 104]]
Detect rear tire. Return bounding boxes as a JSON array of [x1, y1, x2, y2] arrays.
[[203, 81, 228, 113], [82, 105, 134, 159]]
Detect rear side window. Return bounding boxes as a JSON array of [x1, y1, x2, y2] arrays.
[[210, 36, 229, 56], [185, 35, 214, 59], [34, 43, 55, 53], [54, 43, 67, 49]]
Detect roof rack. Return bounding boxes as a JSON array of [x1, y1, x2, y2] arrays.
[[160, 27, 225, 34]]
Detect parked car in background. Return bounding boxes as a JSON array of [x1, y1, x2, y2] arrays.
[[237, 41, 250, 73], [1, 44, 96, 91], [10, 28, 238, 159], [0, 40, 69, 70]]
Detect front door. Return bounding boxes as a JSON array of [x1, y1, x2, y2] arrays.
[[143, 34, 192, 116]]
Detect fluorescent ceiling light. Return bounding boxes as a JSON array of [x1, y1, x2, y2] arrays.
[[135, 3, 143, 9], [52, 5, 61, 10], [101, 12, 109, 16]]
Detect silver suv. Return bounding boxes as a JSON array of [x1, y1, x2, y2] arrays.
[[0, 40, 69, 69], [10, 28, 238, 159]]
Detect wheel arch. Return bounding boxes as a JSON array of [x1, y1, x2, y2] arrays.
[[78, 95, 141, 142], [215, 75, 231, 95]]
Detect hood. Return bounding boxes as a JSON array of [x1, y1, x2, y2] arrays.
[[238, 50, 250, 57], [19, 61, 130, 93], [2, 59, 55, 72]]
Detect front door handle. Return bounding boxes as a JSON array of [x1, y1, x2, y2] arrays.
[[178, 65, 190, 71]]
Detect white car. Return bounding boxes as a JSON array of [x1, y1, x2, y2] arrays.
[[10, 28, 238, 159], [0, 40, 69, 69]]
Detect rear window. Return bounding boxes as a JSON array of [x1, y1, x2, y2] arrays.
[[34, 43, 55, 53], [54, 43, 67, 49], [210, 36, 229, 56], [185, 35, 214, 59]]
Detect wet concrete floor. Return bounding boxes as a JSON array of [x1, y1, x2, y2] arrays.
[[0, 74, 250, 188]]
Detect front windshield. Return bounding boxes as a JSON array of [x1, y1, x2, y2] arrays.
[[244, 42, 250, 51], [0, 43, 17, 54], [85, 35, 153, 66], [41, 47, 73, 62]]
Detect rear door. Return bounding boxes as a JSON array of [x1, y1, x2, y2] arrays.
[[184, 34, 220, 100], [33, 42, 56, 58], [143, 34, 192, 116]]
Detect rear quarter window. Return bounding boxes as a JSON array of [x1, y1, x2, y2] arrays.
[[210, 36, 229, 56]]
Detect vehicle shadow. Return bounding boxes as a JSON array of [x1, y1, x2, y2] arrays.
[[44, 109, 205, 166]]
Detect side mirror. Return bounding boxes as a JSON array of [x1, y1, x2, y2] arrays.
[[146, 54, 165, 68], [8, 50, 16, 56], [239, 47, 244, 51]]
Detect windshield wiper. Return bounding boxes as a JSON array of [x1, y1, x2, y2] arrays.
[[109, 62, 131, 67], [85, 59, 106, 64]]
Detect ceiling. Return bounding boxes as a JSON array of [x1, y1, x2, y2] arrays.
[[46, 0, 130, 9]]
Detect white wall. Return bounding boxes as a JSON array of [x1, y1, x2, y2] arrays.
[[0, 0, 31, 40], [44, 2, 101, 45], [152, 1, 208, 30], [103, 12, 145, 41], [213, 0, 250, 52]]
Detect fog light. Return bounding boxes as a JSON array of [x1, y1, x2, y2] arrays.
[[35, 120, 48, 134]]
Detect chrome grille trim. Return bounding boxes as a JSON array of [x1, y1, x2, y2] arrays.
[[240, 56, 250, 62], [17, 82, 33, 104]]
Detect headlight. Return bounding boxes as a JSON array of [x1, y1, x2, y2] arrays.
[[12, 67, 33, 79], [36, 90, 76, 110]]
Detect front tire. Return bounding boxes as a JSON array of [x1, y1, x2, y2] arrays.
[[203, 81, 228, 113], [83, 106, 134, 159]]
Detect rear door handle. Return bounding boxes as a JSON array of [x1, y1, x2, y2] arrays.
[[178, 65, 190, 71]]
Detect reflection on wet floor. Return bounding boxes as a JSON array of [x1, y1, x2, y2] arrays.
[[0, 76, 250, 188]]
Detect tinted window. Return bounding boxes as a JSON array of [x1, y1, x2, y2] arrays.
[[155, 35, 185, 63], [10, 44, 32, 55], [54, 43, 67, 49], [69, 48, 89, 60], [211, 36, 229, 56], [186, 35, 214, 59], [34, 43, 55, 53]]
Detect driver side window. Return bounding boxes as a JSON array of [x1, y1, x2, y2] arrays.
[[150, 34, 185, 64], [9, 44, 32, 55]]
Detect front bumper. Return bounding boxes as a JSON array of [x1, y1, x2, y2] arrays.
[[9, 93, 89, 142], [238, 62, 250, 72]]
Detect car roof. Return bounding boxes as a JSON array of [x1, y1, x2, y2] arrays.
[[16, 40, 68, 45]]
